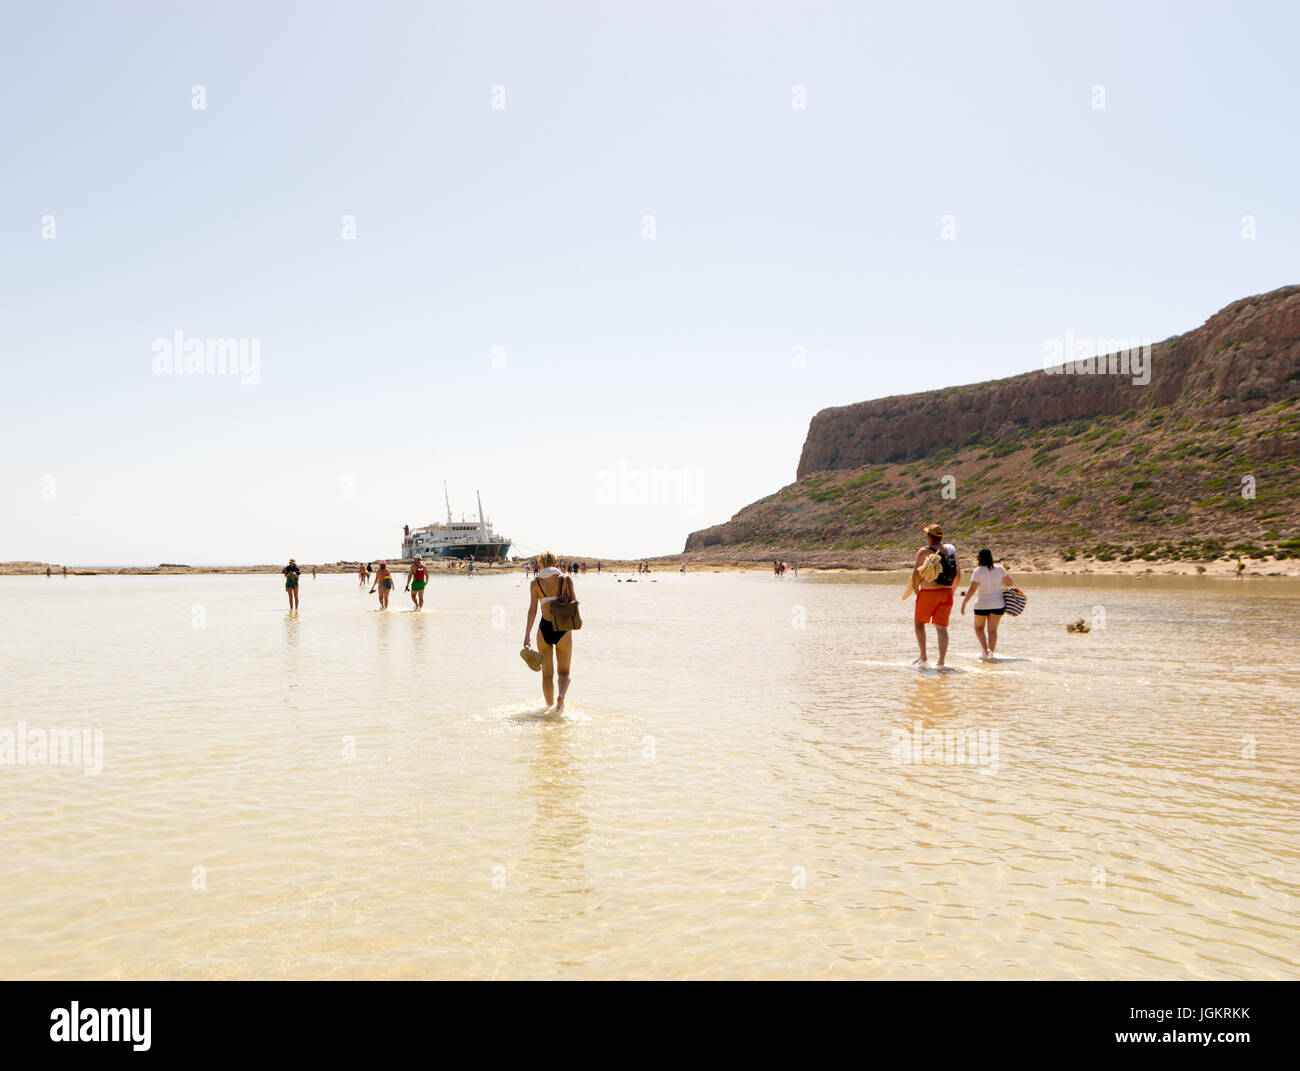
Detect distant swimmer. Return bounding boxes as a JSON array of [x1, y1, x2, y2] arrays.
[[406, 557, 428, 610], [62, 566, 67, 577], [283, 558, 301, 611], [358, 563, 368, 586], [370, 561, 394, 610], [467, 558, 475, 577], [1236, 558, 1246, 578], [906, 523, 959, 667], [46, 566, 51, 577], [961, 548, 1012, 660], [524, 550, 577, 712]]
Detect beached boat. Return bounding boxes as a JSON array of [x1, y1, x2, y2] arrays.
[[401, 486, 512, 561]]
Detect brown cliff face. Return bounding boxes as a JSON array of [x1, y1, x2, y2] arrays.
[[685, 286, 1300, 565], [796, 287, 1300, 478]]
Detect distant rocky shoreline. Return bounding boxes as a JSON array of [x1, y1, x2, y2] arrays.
[[684, 285, 1300, 573], [0, 557, 661, 577], [4, 555, 1296, 578]]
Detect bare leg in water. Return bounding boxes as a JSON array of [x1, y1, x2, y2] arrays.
[[916, 621, 948, 666], [554, 631, 573, 712], [538, 634, 555, 707], [537, 630, 574, 711]]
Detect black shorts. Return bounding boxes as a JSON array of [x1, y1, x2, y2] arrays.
[[973, 608, 1004, 617], [538, 618, 567, 646]]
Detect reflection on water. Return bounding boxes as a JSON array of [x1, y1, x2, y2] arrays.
[[521, 720, 591, 910], [0, 571, 1297, 979]]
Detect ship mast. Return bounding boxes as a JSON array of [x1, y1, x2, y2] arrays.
[[444, 481, 452, 526], [476, 490, 486, 539]]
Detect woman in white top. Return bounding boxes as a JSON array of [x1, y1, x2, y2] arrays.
[[960, 548, 1013, 659], [523, 550, 575, 711]]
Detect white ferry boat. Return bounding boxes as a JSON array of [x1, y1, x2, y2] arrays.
[[401, 487, 512, 562]]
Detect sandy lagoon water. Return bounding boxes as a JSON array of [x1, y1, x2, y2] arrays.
[[1, 571, 1296, 979]]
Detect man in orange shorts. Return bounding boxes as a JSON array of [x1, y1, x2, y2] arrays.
[[911, 523, 960, 667]]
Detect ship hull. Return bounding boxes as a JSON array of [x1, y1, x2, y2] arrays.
[[429, 543, 510, 561], [405, 542, 512, 561]]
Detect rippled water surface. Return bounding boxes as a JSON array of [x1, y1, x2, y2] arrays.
[[2, 571, 1297, 979]]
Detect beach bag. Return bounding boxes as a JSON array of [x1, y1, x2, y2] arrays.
[[549, 574, 583, 631], [1002, 587, 1027, 617]]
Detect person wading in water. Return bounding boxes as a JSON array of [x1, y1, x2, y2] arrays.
[[283, 558, 301, 611], [406, 557, 429, 611], [523, 551, 576, 712], [370, 561, 394, 610], [961, 547, 1013, 659], [907, 524, 959, 667]]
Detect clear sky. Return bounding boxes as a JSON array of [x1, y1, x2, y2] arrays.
[[4, 1, 1297, 564]]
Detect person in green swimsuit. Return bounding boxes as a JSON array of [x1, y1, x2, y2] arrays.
[[406, 557, 429, 610], [283, 558, 301, 611]]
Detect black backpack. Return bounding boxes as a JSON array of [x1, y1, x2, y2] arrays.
[[934, 544, 957, 586]]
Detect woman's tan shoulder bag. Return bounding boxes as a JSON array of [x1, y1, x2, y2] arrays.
[[549, 574, 583, 631]]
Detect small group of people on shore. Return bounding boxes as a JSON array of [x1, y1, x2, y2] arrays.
[[772, 560, 798, 578], [523, 559, 607, 577], [908, 523, 1015, 667]]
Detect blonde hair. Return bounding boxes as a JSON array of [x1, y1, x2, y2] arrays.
[[537, 551, 557, 568]]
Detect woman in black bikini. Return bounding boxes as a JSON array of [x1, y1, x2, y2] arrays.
[[523, 550, 575, 711]]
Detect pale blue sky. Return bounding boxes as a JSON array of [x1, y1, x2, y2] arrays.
[[4, 0, 1296, 563]]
